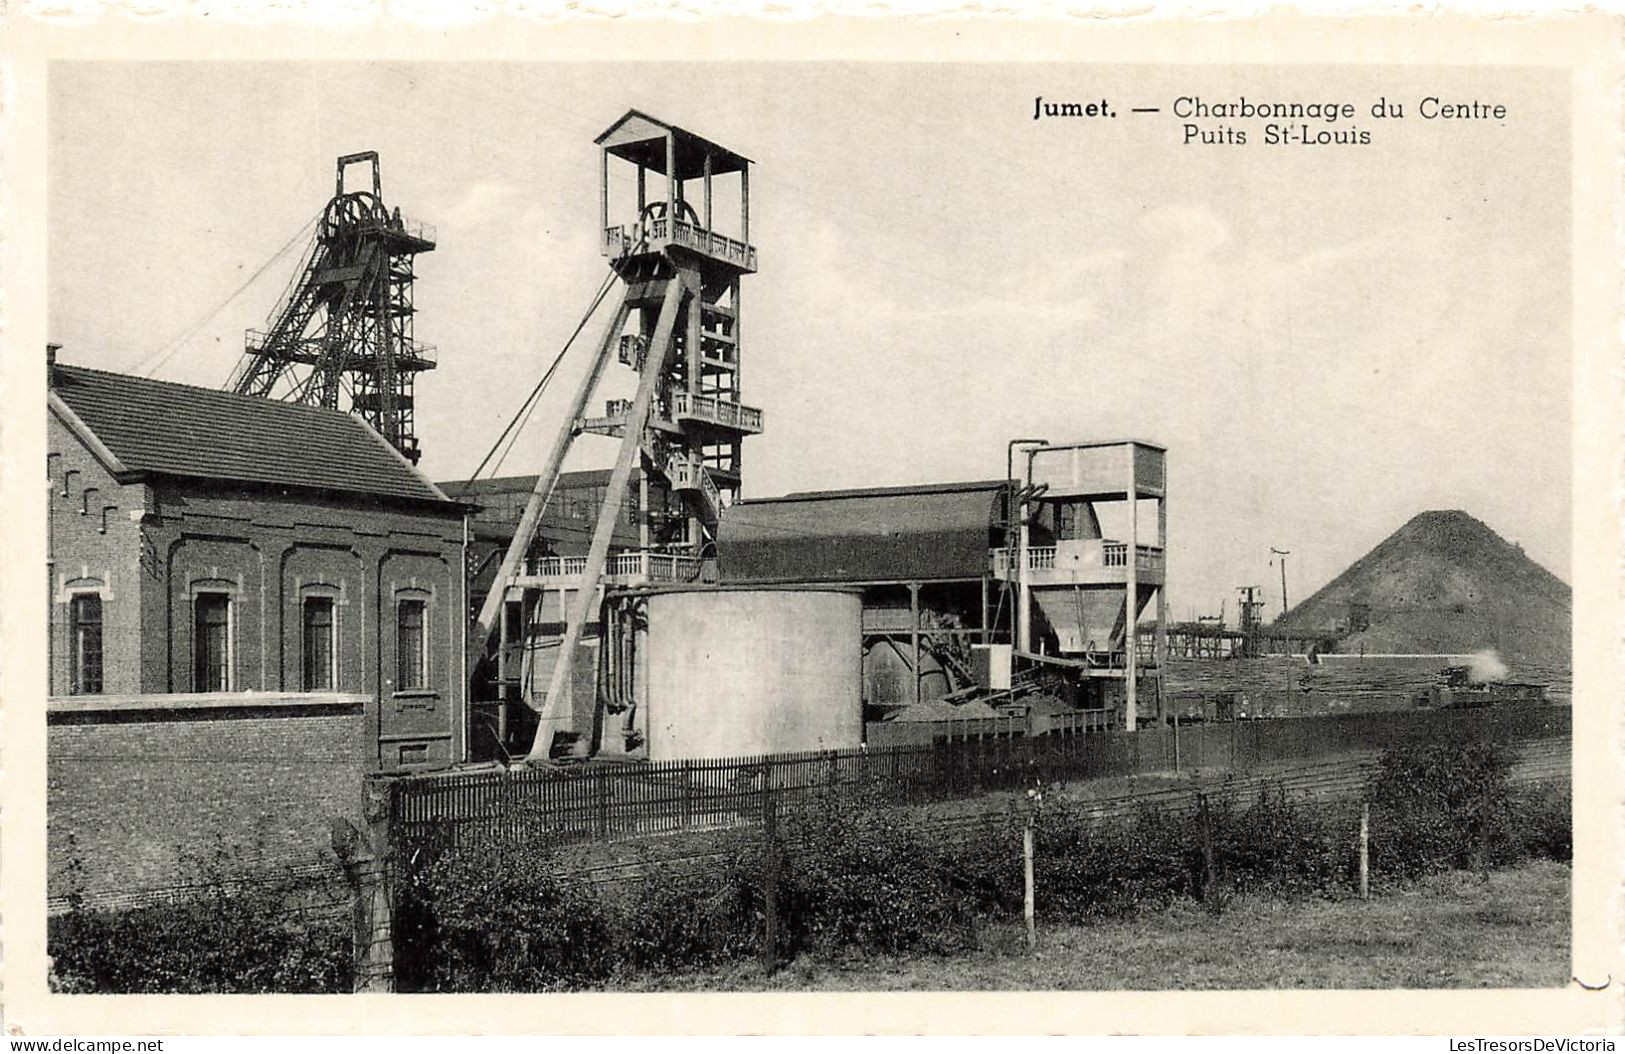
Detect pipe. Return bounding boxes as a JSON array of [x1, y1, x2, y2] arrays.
[[622, 600, 639, 742], [618, 601, 633, 712], [1005, 438, 1049, 521], [1008, 439, 1048, 657]]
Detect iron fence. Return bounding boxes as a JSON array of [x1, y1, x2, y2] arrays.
[[389, 705, 1570, 857]]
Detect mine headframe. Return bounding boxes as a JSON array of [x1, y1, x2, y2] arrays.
[[465, 110, 763, 762], [228, 152, 437, 463]]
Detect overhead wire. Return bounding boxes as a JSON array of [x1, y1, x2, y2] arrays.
[[114, 79, 1005, 395], [353, 71, 1005, 305], [133, 210, 322, 379], [451, 241, 638, 499]]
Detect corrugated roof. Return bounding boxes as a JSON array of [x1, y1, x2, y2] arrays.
[[718, 480, 1009, 584], [775, 479, 1011, 503], [52, 363, 455, 506]]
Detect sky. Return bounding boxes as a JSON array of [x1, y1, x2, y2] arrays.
[[47, 62, 1571, 622]]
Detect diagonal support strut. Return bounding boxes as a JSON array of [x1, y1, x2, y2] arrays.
[[464, 290, 634, 674], [525, 276, 690, 761]]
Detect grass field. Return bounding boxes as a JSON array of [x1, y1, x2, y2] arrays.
[[620, 860, 1570, 992]]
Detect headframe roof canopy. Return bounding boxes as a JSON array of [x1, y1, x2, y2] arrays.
[[595, 109, 752, 180]]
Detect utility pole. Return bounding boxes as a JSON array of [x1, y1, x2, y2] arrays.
[[1270, 547, 1291, 617]]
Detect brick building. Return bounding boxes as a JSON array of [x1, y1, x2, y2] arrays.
[[47, 355, 472, 770]]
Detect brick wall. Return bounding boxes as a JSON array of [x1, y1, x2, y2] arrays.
[[46, 408, 150, 696], [47, 693, 368, 913]]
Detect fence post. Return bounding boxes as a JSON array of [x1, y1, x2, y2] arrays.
[[595, 772, 610, 839], [1197, 792, 1218, 910], [1359, 802, 1370, 900], [681, 760, 695, 829], [1173, 710, 1182, 775], [761, 785, 781, 975], [1023, 818, 1036, 952], [345, 775, 396, 993]]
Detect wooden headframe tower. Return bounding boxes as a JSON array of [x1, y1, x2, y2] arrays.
[[466, 110, 762, 761]]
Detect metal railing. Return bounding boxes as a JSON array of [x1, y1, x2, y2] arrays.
[[670, 390, 764, 432], [602, 219, 758, 272], [992, 542, 1163, 576], [671, 220, 757, 270], [519, 550, 707, 585], [607, 551, 707, 583], [1103, 542, 1165, 571], [522, 555, 590, 578], [990, 546, 1058, 576], [358, 214, 436, 244], [244, 330, 436, 368]]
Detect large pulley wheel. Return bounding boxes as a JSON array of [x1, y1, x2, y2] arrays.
[[322, 191, 389, 239], [639, 199, 701, 228]]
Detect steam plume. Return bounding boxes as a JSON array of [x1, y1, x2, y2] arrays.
[[1465, 649, 1509, 684]]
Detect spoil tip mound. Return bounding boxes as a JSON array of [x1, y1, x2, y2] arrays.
[[1272, 510, 1569, 666]]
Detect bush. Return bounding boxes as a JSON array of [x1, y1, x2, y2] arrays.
[[49, 883, 350, 994], [1211, 786, 1355, 898], [396, 794, 986, 988], [771, 791, 980, 955], [396, 837, 613, 992], [1509, 780, 1571, 863], [1024, 801, 1199, 921], [388, 751, 1570, 990], [1367, 736, 1517, 879], [604, 858, 758, 973]]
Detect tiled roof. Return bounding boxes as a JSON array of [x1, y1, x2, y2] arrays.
[[51, 363, 456, 506]]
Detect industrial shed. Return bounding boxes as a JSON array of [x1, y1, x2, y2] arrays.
[[719, 480, 1010, 585]]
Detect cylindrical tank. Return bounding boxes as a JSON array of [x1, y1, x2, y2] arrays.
[[637, 586, 863, 761]]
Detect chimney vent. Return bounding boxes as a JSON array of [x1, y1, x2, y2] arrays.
[[46, 343, 60, 387]]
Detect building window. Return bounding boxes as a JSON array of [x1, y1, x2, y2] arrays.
[[396, 598, 428, 690], [69, 593, 103, 695], [193, 592, 232, 692], [302, 596, 336, 691]]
